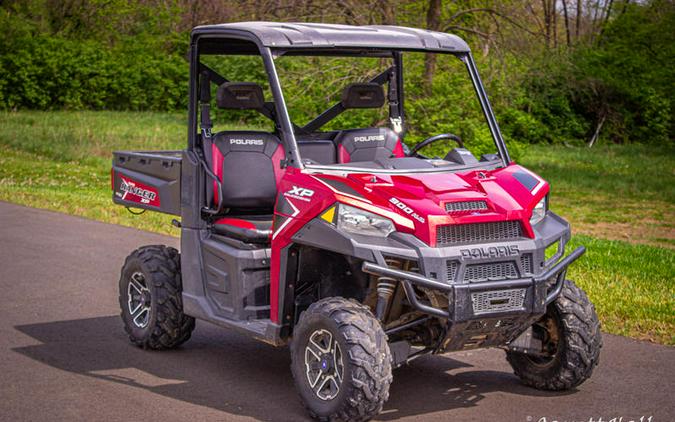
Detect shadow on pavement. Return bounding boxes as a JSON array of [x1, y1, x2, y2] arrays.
[[13, 316, 568, 421]]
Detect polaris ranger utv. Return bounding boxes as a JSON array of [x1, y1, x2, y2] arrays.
[[112, 22, 602, 421]]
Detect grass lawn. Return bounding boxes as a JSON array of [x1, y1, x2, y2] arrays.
[[1, 110, 673, 344], [520, 144, 675, 249]]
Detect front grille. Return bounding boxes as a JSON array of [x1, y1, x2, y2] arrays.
[[445, 200, 488, 213], [520, 253, 533, 274], [471, 288, 526, 315], [436, 221, 522, 246], [446, 261, 459, 282], [464, 262, 519, 282]]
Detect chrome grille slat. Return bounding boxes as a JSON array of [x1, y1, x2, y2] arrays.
[[445, 200, 488, 213], [436, 221, 522, 246], [463, 261, 519, 282], [471, 288, 526, 314]]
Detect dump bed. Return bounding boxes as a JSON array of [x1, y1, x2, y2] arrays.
[[111, 150, 182, 216]]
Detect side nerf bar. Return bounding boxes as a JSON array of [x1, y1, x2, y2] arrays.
[[361, 246, 586, 317]]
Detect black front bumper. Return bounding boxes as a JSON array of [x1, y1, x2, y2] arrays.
[[293, 212, 583, 350], [362, 246, 584, 351], [362, 245, 585, 319]]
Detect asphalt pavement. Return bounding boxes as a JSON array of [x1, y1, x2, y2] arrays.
[[0, 201, 673, 422]]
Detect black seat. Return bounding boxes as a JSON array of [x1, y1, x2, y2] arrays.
[[212, 215, 273, 244], [205, 131, 285, 243], [335, 127, 405, 163], [209, 131, 285, 209], [297, 138, 337, 164], [202, 82, 286, 243]]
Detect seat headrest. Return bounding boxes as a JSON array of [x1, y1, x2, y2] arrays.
[[216, 82, 264, 109], [341, 83, 385, 109]]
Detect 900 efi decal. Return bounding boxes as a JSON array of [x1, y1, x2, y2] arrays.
[[116, 176, 160, 207], [389, 197, 425, 223]]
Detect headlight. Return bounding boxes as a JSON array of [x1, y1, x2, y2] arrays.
[[337, 204, 395, 237], [530, 196, 548, 226]]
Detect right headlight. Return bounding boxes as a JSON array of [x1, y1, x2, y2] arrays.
[[337, 204, 395, 238], [530, 195, 548, 226]]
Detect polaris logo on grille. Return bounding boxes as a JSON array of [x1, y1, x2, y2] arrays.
[[354, 135, 385, 142], [461, 245, 520, 259], [230, 138, 264, 145]]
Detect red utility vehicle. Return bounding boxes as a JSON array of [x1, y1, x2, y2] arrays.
[[112, 22, 602, 421]]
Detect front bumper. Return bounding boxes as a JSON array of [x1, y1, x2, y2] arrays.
[[362, 245, 584, 318], [362, 245, 584, 352], [293, 212, 582, 350]]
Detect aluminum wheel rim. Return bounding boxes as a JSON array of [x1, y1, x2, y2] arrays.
[[304, 329, 344, 401], [127, 271, 152, 328]]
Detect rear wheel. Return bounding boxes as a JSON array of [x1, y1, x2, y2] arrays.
[[119, 245, 195, 349], [506, 279, 602, 390], [291, 297, 392, 422]]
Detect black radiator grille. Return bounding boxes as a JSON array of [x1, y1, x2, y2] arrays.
[[445, 200, 488, 213], [436, 221, 522, 246], [446, 261, 459, 282], [464, 262, 519, 282], [520, 253, 533, 274]]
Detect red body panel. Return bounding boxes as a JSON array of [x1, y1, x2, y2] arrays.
[[268, 163, 548, 322]]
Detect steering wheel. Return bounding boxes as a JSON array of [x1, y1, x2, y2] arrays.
[[409, 133, 464, 156]]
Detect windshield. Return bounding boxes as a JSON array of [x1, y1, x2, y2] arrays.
[[274, 50, 504, 171]]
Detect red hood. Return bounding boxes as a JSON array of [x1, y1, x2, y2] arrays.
[[313, 164, 548, 246]]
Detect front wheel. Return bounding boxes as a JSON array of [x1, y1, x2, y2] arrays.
[[506, 279, 602, 390], [290, 297, 392, 422]]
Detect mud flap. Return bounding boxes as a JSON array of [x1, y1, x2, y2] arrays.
[[507, 326, 545, 355]]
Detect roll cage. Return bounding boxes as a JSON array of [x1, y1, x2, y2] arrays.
[[188, 23, 511, 171]]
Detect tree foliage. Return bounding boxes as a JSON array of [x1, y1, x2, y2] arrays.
[[0, 0, 672, 145]]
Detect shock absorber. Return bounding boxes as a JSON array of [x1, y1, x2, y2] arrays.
[[375, 259, 401, 321]]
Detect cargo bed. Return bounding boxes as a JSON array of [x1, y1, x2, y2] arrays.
[[111, 150, 182, 216]]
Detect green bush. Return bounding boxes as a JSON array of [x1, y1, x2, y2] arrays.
[[0, 13, 188, 111], [519, 0, 674, 145]]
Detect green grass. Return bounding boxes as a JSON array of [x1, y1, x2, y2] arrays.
[[0, 111, 186, 235], [520, 144, 675, 248], [567, 235, 674, 344], [0, 110, 673, 344]]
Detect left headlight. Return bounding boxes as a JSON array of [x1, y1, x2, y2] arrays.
[[530, 195, 548, 226], [337, 204, 395, 237]]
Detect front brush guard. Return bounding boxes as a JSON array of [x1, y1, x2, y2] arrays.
[[362, 246, 586, 319]]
